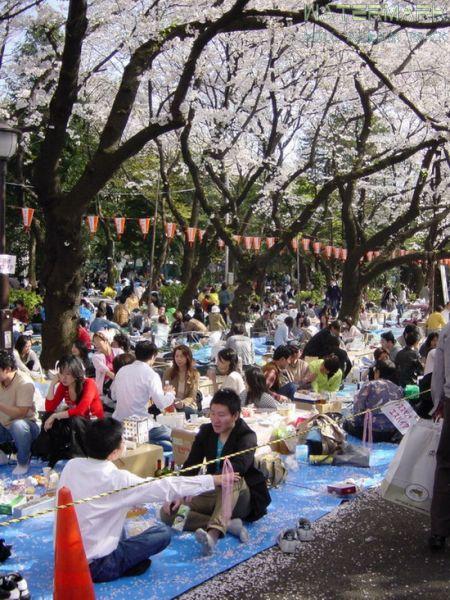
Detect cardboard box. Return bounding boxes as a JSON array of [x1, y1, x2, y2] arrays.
[[114, 443, 163, 478], [0, 495, 26, 515], [172, 427, 197, 467], [12, 494, 55, 518], [294, 399, 342, 414]]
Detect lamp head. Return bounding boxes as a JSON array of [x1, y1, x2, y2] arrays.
[[0, 123, 19, 159]]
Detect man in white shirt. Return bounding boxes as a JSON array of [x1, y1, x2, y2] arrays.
[[274, 316, 294, 349], [112, 341, 175, 451], [58, 418, 233, 582]]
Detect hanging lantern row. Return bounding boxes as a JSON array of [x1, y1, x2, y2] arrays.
[[85, 215, 154, 239], [12, 210, 447, 266]]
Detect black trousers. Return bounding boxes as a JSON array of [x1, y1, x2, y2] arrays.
[[431, 399, 450, 536]]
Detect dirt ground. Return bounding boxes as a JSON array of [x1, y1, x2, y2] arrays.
[[178, 489, 449, 600]]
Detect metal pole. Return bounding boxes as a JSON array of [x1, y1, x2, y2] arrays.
[[224, 213, 230, 284], [296, 241, 301, 308], [0, 159, 12, 349], [148, 175, 160, 292], [0, 160, 8, 308]]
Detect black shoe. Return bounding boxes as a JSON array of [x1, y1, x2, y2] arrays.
[[429, 534, 446, 552], [0, 577, 19, 599], [4, 574, 29, 600], [122, 558, 152, 578]]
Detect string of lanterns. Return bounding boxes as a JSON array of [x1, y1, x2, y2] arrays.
[[11, 208, 450, 266]]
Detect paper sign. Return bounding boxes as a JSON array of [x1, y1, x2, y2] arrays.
[[0, 255, 16, 275], [381, 400, 420, 434]]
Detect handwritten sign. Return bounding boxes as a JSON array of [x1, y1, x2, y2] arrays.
[[0, 255, 16, 275], [381, 400, 420, 434]]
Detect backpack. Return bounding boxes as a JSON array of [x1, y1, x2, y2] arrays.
[[254, 452, 288, 488]]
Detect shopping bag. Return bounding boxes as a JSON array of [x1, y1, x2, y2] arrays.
[[380, 419, 442, 514], [334, 442, 371, 468]]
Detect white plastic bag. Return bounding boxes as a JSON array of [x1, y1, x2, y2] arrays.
[[380, 419, 442, 514]]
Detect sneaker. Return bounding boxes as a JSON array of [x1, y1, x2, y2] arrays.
[[12, 464, 29, 476], [227, 518, 249, 543], [277, 528, 298, 554], [4, 575, 29, 599], [0, 578, 19, 600], [429, 534, 446, 552], [194, 528, 216, 555], [297, 518, 314, 542], [0, 450, 9, 466]]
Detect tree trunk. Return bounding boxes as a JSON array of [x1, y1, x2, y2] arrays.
[[255, 272, 265, 301], [178, 242, 214, 312], [105, 235, 115, 287], [299, 257, 311, 290], [230, 259, 261, 323], [40, 205, 84, 369], [180, 240, 196, 284], [339, 262, 363, 322], [154, 237, 169, 280]]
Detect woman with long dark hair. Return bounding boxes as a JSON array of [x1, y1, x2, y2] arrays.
[[163, 345, 200, 417], [240, 366, 280, 409], [37, 356, 104, 467], [44, 355, 103, 430]]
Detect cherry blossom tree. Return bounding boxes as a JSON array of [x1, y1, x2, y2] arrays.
[[0, 0, 449, 363]]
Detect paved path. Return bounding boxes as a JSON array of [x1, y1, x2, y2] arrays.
[[179, 489, 449, 599]]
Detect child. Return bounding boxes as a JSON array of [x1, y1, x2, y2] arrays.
[[58, 417, 234, 582]]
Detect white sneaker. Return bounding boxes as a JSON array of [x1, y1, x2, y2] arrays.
[[277, 528, 299, 554], [194, 528, 216, 555], [0, 450, 9, 465], [12, 463, 30, 476], [227, 518, 249, 543]]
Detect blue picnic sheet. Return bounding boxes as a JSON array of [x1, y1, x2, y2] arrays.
[[0, 439, 397, 600]]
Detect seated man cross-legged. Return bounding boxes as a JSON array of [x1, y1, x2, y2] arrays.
[[161, 389, 271, 554], [58, 417, 230, 583]]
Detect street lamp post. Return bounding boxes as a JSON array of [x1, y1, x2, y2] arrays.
[[0, 123, 19, 350]]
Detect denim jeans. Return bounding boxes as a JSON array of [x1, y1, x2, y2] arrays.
[[0, 419, 40, 465], [89, 524, 171, 583], [278, 382, 298, 401], [148, 424, 172, 453]]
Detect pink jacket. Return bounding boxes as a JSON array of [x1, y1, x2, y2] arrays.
[[92, 348, 123, 395]]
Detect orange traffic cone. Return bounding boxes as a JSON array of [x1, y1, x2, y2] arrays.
[[54, 486, 96, 599]]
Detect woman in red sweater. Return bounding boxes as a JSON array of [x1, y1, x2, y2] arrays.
[[44, 355, 103, 431]]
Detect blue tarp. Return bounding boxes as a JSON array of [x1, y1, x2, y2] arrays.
[[0, 439, 397, 600]]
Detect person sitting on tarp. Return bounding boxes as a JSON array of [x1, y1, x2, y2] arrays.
[[344, 359, 402, 443], [58, 417, 229, 583], [302, 320, 341, 359], [308, 355, 343, 393], [262, 345, 296, 401], [395, 329, 423, 388], [160, 389, 270, 555]]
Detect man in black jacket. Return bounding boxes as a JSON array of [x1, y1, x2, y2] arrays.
[[303, 320, 342, 358], [160, 389, 270, 554]]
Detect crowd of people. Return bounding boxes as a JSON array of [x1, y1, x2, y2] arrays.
[[2, 272, 450, 584]]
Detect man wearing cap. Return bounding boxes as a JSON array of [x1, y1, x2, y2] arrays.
[[380, 331, 402, 362]]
